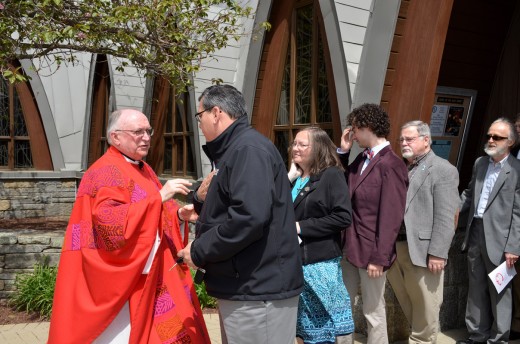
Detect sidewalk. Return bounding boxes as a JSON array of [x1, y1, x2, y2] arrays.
[[1, 314, 519, 344]]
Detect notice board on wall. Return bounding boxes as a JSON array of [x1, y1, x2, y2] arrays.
[[429, 87, 477, 169]]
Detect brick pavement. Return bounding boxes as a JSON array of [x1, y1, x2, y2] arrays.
[[2, 314, 520, 344]]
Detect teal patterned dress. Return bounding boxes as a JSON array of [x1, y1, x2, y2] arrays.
[[292, 176, 354, 343]]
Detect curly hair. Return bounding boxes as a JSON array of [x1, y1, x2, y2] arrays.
[[347, 103, 390, 138]]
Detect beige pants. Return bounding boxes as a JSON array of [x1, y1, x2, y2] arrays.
[[387, 241, 444, 344], [341, 260, 388, 344]]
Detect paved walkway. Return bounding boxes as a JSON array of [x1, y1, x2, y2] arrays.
[[1, 314, 520, 344]]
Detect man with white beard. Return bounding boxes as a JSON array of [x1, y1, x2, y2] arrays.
[[457, 118, 520, 344]]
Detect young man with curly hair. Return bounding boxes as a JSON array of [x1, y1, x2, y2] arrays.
[[338, 103, 408, 344]]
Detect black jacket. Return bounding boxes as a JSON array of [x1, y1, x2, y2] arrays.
[[191, 116, 303, 301], [293, 167, 352, 265]]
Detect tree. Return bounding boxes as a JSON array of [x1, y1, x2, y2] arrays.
[[0, 0, 267, 88]]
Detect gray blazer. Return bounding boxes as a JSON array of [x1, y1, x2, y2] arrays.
[[405, 151, 459, 267], [460, 154, 520, 266]]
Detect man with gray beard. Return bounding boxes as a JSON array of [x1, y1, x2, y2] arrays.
[[457, 118, 520, 344], [388, 121, 459, 344]]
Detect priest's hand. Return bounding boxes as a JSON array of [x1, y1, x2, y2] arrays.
[[160, 179, 192, 202], [178, 204, 198, 222], [196, 170, 216, 201]]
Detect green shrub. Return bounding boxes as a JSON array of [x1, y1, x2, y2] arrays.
[[9, 257, 57, 320], [190, 269, 217, 309]]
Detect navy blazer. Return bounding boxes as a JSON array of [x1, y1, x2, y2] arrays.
[[293, 166, 352, 265]]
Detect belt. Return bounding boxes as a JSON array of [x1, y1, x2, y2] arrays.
[[396, 233, 407, 242]]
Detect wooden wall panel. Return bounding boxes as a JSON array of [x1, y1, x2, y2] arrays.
[[383, 0, 454, 149]]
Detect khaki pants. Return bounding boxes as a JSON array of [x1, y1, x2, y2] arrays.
[[387, 241, 444, 344], [341, 259, 388, 344]]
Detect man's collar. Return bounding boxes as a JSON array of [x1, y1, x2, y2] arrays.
[[121, 152, 144, 169]]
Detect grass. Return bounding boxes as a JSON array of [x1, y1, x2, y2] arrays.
[[9, 257, 56, 320]]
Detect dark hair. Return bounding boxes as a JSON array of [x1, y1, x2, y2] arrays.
[[198, 84, 247, 119], [347, 103, 390, 138], [290, 126, 343, 175]]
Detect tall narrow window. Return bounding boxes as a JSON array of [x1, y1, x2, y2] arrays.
[[0, 62, 52, 170], [252, 0, 339, 167], [149, 78, 196, 178], [87, 54, 112, 167], [274, 2, 334, 166]]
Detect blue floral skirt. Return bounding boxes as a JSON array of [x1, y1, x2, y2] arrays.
[[296, 257, 354, 344]]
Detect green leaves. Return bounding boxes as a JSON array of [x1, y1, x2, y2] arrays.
[[9, 257, 57, 320], [0, 0, 267, 90]]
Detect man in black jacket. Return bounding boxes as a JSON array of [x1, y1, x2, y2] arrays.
[[178, 84, 303, 344]]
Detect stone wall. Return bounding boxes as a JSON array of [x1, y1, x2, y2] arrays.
[[0, 179, 77, 221], [0, 230, 64, 305], [0, 228, 469, 340]]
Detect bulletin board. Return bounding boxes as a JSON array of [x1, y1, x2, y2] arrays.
[[429, 87, 477, 169]]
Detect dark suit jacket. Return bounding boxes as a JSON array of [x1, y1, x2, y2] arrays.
[[340, 145, 408, 270], [293, 166, 352, 265], [511, 145, 520, 159]]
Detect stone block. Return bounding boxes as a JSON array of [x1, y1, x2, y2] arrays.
[[0, 200, 10, 211], [0, 234, 17, 245], [0, 272, 17, 280], [5, 253, 45, 269], [50, 237, 64, 248], [0, 244, 49, 255], [18, 235, 51, 245], [4, 181, 32, 188], [0, 280, 4, 290]]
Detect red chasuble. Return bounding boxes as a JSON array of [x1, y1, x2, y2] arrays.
[[48, 146, 210, 344]]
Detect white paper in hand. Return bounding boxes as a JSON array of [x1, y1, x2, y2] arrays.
[[488, 261, 517, 294]]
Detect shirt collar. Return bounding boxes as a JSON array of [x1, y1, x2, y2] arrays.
[[369, 141, 390, 157], [488, 154, 509, 168]]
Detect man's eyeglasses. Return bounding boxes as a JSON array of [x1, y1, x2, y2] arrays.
[[291, 142, 310, 149], [115, 128, 154, 137], [398, 135, 424, 144], [195, 107, 214, 122], [485, 134, 508, 141]]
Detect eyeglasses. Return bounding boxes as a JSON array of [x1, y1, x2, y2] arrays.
[[115, 128, 154, 137], [291, 142, 310, 149], [485, 134, 508, 141], [195, 107, 214, 122], [398, 135, 424, 144]]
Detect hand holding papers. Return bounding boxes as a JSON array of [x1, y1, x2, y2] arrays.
[[488, 261, 517, 294]]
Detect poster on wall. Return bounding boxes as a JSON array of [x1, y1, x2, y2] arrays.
[[430, 105, 448, 136], [444, 106, 464, 136], [430, 87, 477, 169], [431, 140, 452, 161]]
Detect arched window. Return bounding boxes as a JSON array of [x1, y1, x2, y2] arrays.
[[0, 62, 52, 170], [87, 54, 112, 167], [252, 0, 340, 166], [149, 78, 196, 178]]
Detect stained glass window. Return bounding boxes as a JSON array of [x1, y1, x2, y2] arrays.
[[273, 0, 335, 167], [163, 92, 196, 177], [149, 79, 196, 178], [0, 77, 33, 169]]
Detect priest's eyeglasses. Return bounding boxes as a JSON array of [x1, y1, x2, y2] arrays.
[[116, 128, 154, 137]]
